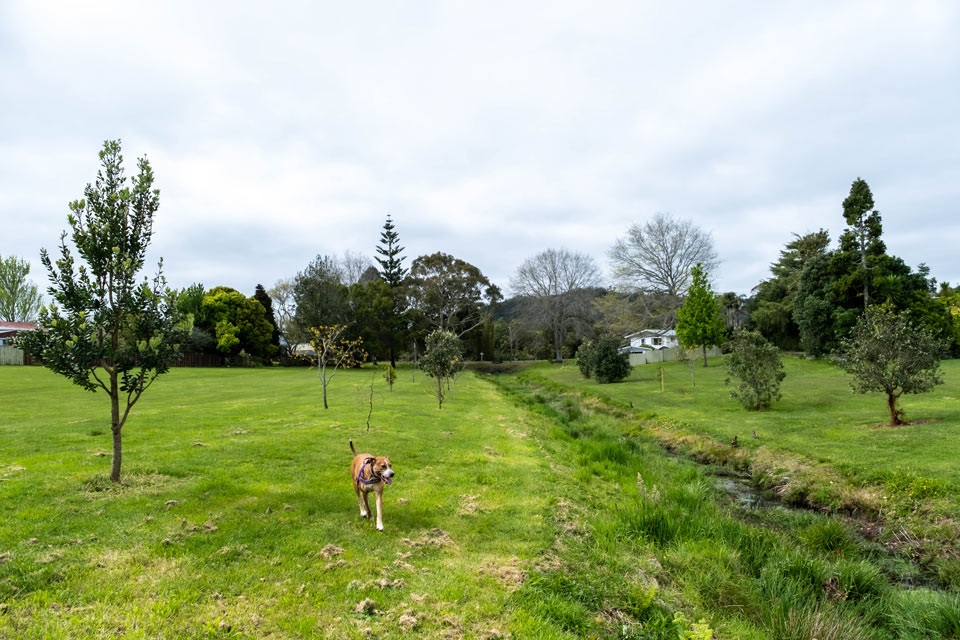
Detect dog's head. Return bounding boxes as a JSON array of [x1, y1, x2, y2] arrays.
[[372, 456, 394, 485]]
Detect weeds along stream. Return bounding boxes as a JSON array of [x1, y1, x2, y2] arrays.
[[486, 370, 960, 640]]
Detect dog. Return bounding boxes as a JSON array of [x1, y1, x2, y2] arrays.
[[350, 440, 395, 531]]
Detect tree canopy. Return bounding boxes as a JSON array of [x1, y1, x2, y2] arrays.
[[0, 254, 43, 322], [609, 212, 719, 298], [511, 248, 602, 361], [406, 252, 501, 339]]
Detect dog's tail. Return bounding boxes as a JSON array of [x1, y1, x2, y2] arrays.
[[350, 440, 357, 455]]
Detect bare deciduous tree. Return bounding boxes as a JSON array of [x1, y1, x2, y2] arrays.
[[609, 212, 719, 297], [511, 248, 602, 361]]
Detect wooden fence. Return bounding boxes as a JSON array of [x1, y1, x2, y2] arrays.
[[0, 346, 28, 366], [628, 346, 722, 366]]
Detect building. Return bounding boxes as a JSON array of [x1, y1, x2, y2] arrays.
[[623, 329, 679, 351], [0, 322, 36, 346]]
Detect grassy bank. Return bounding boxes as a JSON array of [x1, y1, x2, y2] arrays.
[[525, 356, 960, 590]]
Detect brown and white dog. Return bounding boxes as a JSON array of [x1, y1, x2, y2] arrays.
[[350, 440, 395, 531]]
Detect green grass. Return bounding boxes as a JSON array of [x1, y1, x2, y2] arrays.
[[531, 357, 960, 504], [2, 360, 960, 638], [0, 366, 555, 638]]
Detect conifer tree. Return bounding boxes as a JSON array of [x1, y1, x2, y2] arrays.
[[676, 263, 725, 366], [375, 214, 407, 288], [373, 215, 408, 367]]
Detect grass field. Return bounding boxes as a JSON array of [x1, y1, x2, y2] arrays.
[[533, 356, 960, 487], [2, 360, 960, 638], [1, 366, 556, 638]]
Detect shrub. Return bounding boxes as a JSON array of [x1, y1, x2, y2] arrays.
[[575, 340, 596, 378], [592, 334, 631, 384], [724, 330, 785, 410]]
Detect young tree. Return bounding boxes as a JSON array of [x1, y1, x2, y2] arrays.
[[302, 324, 367, 409], [724, 330, 786, 410], [419, 329, 463, 409], [17, 140, 185, 482], [575, 339, 596, 379], [838, 306, 945, 426], [511, 248, 602, 362], [609, 212, 719, 298], [676, 263, 725, 367], [0, 254, 43, 321]]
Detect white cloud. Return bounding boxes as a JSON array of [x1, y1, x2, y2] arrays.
[[2, 0, 958, 298]]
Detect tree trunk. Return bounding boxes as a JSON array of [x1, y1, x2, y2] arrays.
[[701, 344, 708, 367], [887, 392, 902, 426], [110, 374, 123, 482]]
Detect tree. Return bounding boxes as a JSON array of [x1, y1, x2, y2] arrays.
[[838, 306, 945, 426], [575, 340, 596, 378], [268, 278, 297, 352], [511, 248, 602, 361], [837, 178, 885, 310], [749, 230, 831, 350], [302, 324, 367, 409], [406, 252, 502, 340], [253, 283, 281, 356], [720, 292, 746, 333], [293, 254, 350, 331], [199, 286, 277, 362], [419, 329, 463, 409], [374, 215, 408, 367], [676, 263, 725, 366], [17, 140, 185, 483], [375, 214, 407, 288], [588, 334, 631, 384], [724, 330, 786, 410], [0, 254, 43, 321], [609, 212, 719, 298]]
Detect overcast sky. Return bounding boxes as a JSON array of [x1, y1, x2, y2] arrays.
[[2, 1, 958, 300]]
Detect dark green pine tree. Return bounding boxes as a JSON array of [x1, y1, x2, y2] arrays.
[[374, 215, 408, 367], [375, 215, 407, 288]]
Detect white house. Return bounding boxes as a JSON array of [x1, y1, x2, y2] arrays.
[[624, 329, 679, 351]]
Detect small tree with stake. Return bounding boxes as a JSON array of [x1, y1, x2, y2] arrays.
[[302, 324, 366, 409], [18, 140, 186, 483], [839, 306, 944, 426]]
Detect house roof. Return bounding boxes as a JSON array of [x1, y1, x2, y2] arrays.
[[624, 329, 676, 339], [0, 322, 37, 338]]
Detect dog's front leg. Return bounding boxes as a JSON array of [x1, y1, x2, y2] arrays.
[[356, 487, 369, 519], [374, 490, 384, 531]]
